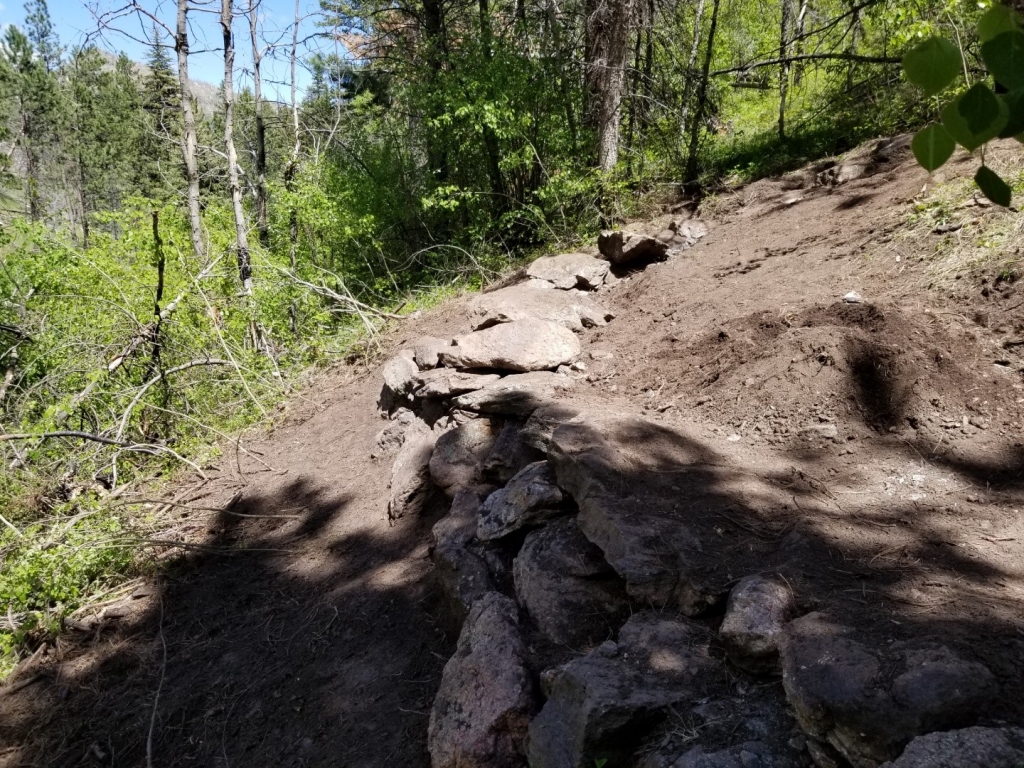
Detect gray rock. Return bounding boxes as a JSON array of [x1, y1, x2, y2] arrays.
[[527, 253, 611, 290], [720, 575, 795, 675], [413, 369, 501, 399], [512, 518, 628, 647], [597, 230, 669, 265], [430, 419, 501, 498], [432, 487, 495, 625], [467, 282, 614, 332], [428, 593, 537, 768], [780, 613, 997, 768], [388, 421, 442, 521], [671, 742, 792, 768], [381, 352, 418, 406], [526, 612, 718, 768], [412, 335, 450, 370], [520, 403, 583, 452], [370, 408, 416, 460], [879, 727, 1024, 768], [483, 421, 546, 485], [442, 318, 582, 372], [453, 371, 574, 417], [548, 414, 722, 615], [478, 461, 565, 541]]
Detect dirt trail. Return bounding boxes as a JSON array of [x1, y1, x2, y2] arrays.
[[2, 141, 1023, 767]]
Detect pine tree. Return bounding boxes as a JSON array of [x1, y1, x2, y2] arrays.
[[23, 0, 60, 72], [140, 24, 181, 198]]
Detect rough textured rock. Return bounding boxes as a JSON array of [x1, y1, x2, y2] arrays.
[[428, 593, 537, 768], [370, 408, 416, 460], [597, 230, 669, 265], [483, 421, 545, 484], [780, 613, 997, 768], [467, 282, 614, 332], [526, 612, 717, 768], [380, 352, 418, 408], [412, 335, 450, 370], [430, 419, 501, 498], [413, 368, 501, 399], [526, 253, 611, 290], [520, 403, 583, 451], [441, 318, 582, 372], [512, 519, 629, 647], [548, 414, 723, 615], [477, 461, 565, 540], [452, 371, 574, 417], [670, 742, 795, 768], [719, 575, 795, 675], [879, 727, 1024, 768], [432, 487, 495, 625], [388, 421, 442, 520]]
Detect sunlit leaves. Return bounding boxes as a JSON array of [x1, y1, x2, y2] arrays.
[[902, 36, 962, 96], [975, 165, 1012, 206], [978, 5, 1021, 43], [911, 123, 955, 171]]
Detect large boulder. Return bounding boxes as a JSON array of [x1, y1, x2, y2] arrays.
[[548, 414, 723, 615], [413, 369, 501, 399], [477, 461, 565, 541], [512, 519, 629, 647], [388, 421, 443, 521], [441, 319, 582, 372], [430, 418, 501, 498], [526, 612, 718, 768], [719, 574, 795, 675], [520, 404, 583, 452], [411, 335, 450, 370], [432, 487, 495, 625], [780, 613, 997, 768], [370, 408, 416, 460], [428, 593, 537, 768], [597, 230, 669, 265], [526, 253, 611, 290], [483, 421, 546, 485], [467, 281, 614, 332], [380, 351, 418, 410], [453, 371, 574, 417], [879, 727, 1024, 768]]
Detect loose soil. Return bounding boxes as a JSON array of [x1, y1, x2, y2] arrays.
[[2, 140, 1023, 767]]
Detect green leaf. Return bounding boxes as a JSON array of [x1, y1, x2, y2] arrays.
[[912, 123, 956, 171], [941, 84, 1008, 151], [975, 165, 1013, 206], [982, 30, 1024, 90], [978, 5, 1021, 43], [998, 89, 1024, 137], [902, 36, 963, 96]]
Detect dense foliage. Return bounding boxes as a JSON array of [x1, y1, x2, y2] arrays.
[[0, 0, 1007, 670]]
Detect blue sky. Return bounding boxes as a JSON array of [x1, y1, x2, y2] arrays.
[[0, 0, 335, 101]]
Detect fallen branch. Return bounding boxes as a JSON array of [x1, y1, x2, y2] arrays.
[[0, 432, 207, 478], [279, 267, 407, 321], [115, 358, 230, 441], [711, 52, 900, 77]]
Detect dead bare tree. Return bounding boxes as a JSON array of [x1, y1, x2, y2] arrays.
[[222, 0, 253, 293], [248, 0, 270, 248], [175, 0, 205, 260]]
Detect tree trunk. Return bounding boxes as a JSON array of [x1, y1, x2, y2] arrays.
[[584, 0, 636, 172], [478, 0, 505, 208], [778, 0, 791, 140], [249, 0, 269, 248], [175, 0, 205, 260], [792, 0, 810, 85], [684, 0, 721, 183], [221, 0, 252, 292], [678, 0, 707, 154], [286, 0, 301, 273]]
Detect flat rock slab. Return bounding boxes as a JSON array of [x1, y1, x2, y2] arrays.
[[430, 419, 501, 498], [527, 253, 611, 290], [478, 461, 565, 540], [879, 727, 1024, 768], [597, 230, 669, 265], [526, 612, 718, 768], [548, 414, 724, 615], [453, 371, 574, 417], [442, 318, 582, 372], [428, 593, 537, 768], [719, 574, 795, 675], [512, 518, 629, 647], [781, 613, 997, 768], [467, 282, 614, 332], [413, 369, 501, 399]]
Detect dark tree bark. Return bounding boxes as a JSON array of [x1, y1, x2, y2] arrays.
[[249, 0, 269, 248], [684, 0, 721, 183], [584, 0, 637, 172], [221, 0, 252, 292]]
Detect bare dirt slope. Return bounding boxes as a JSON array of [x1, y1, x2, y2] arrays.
[[1, 140, 1022, 767]]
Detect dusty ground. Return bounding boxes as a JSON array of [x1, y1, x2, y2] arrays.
[[1, 140, 1022, 767]]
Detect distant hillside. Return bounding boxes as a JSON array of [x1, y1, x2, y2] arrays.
[[98, 49, 221, 117]]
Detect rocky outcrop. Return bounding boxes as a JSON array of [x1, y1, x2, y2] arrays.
[[667, 742, 797, 768], [441, 318, 581, 372], [548, 414, 723, 615], [411, 335, 450, 370], [428, 593, 537, 768], [780, 613, 996, 768], [429, 418, 500, 498], [387, 421, 442, 520], [380, 352, 419, 409], [477, 461, 565, 541], [468, 281, 614, 332], [370, 408, 416, 460], [452, 371, 574, 417], [879, 727, 1024, 768], [432, 487, 496, 625], [413, 369, 501, 399], [526, 612, 718, 768], [512, 519, 629, 647], [520, 403, 583, 451], [719, 574, 795, 675], [597, 230, 669, 265], [483, 421, 546, 485], [526, 253, 611, 290]]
